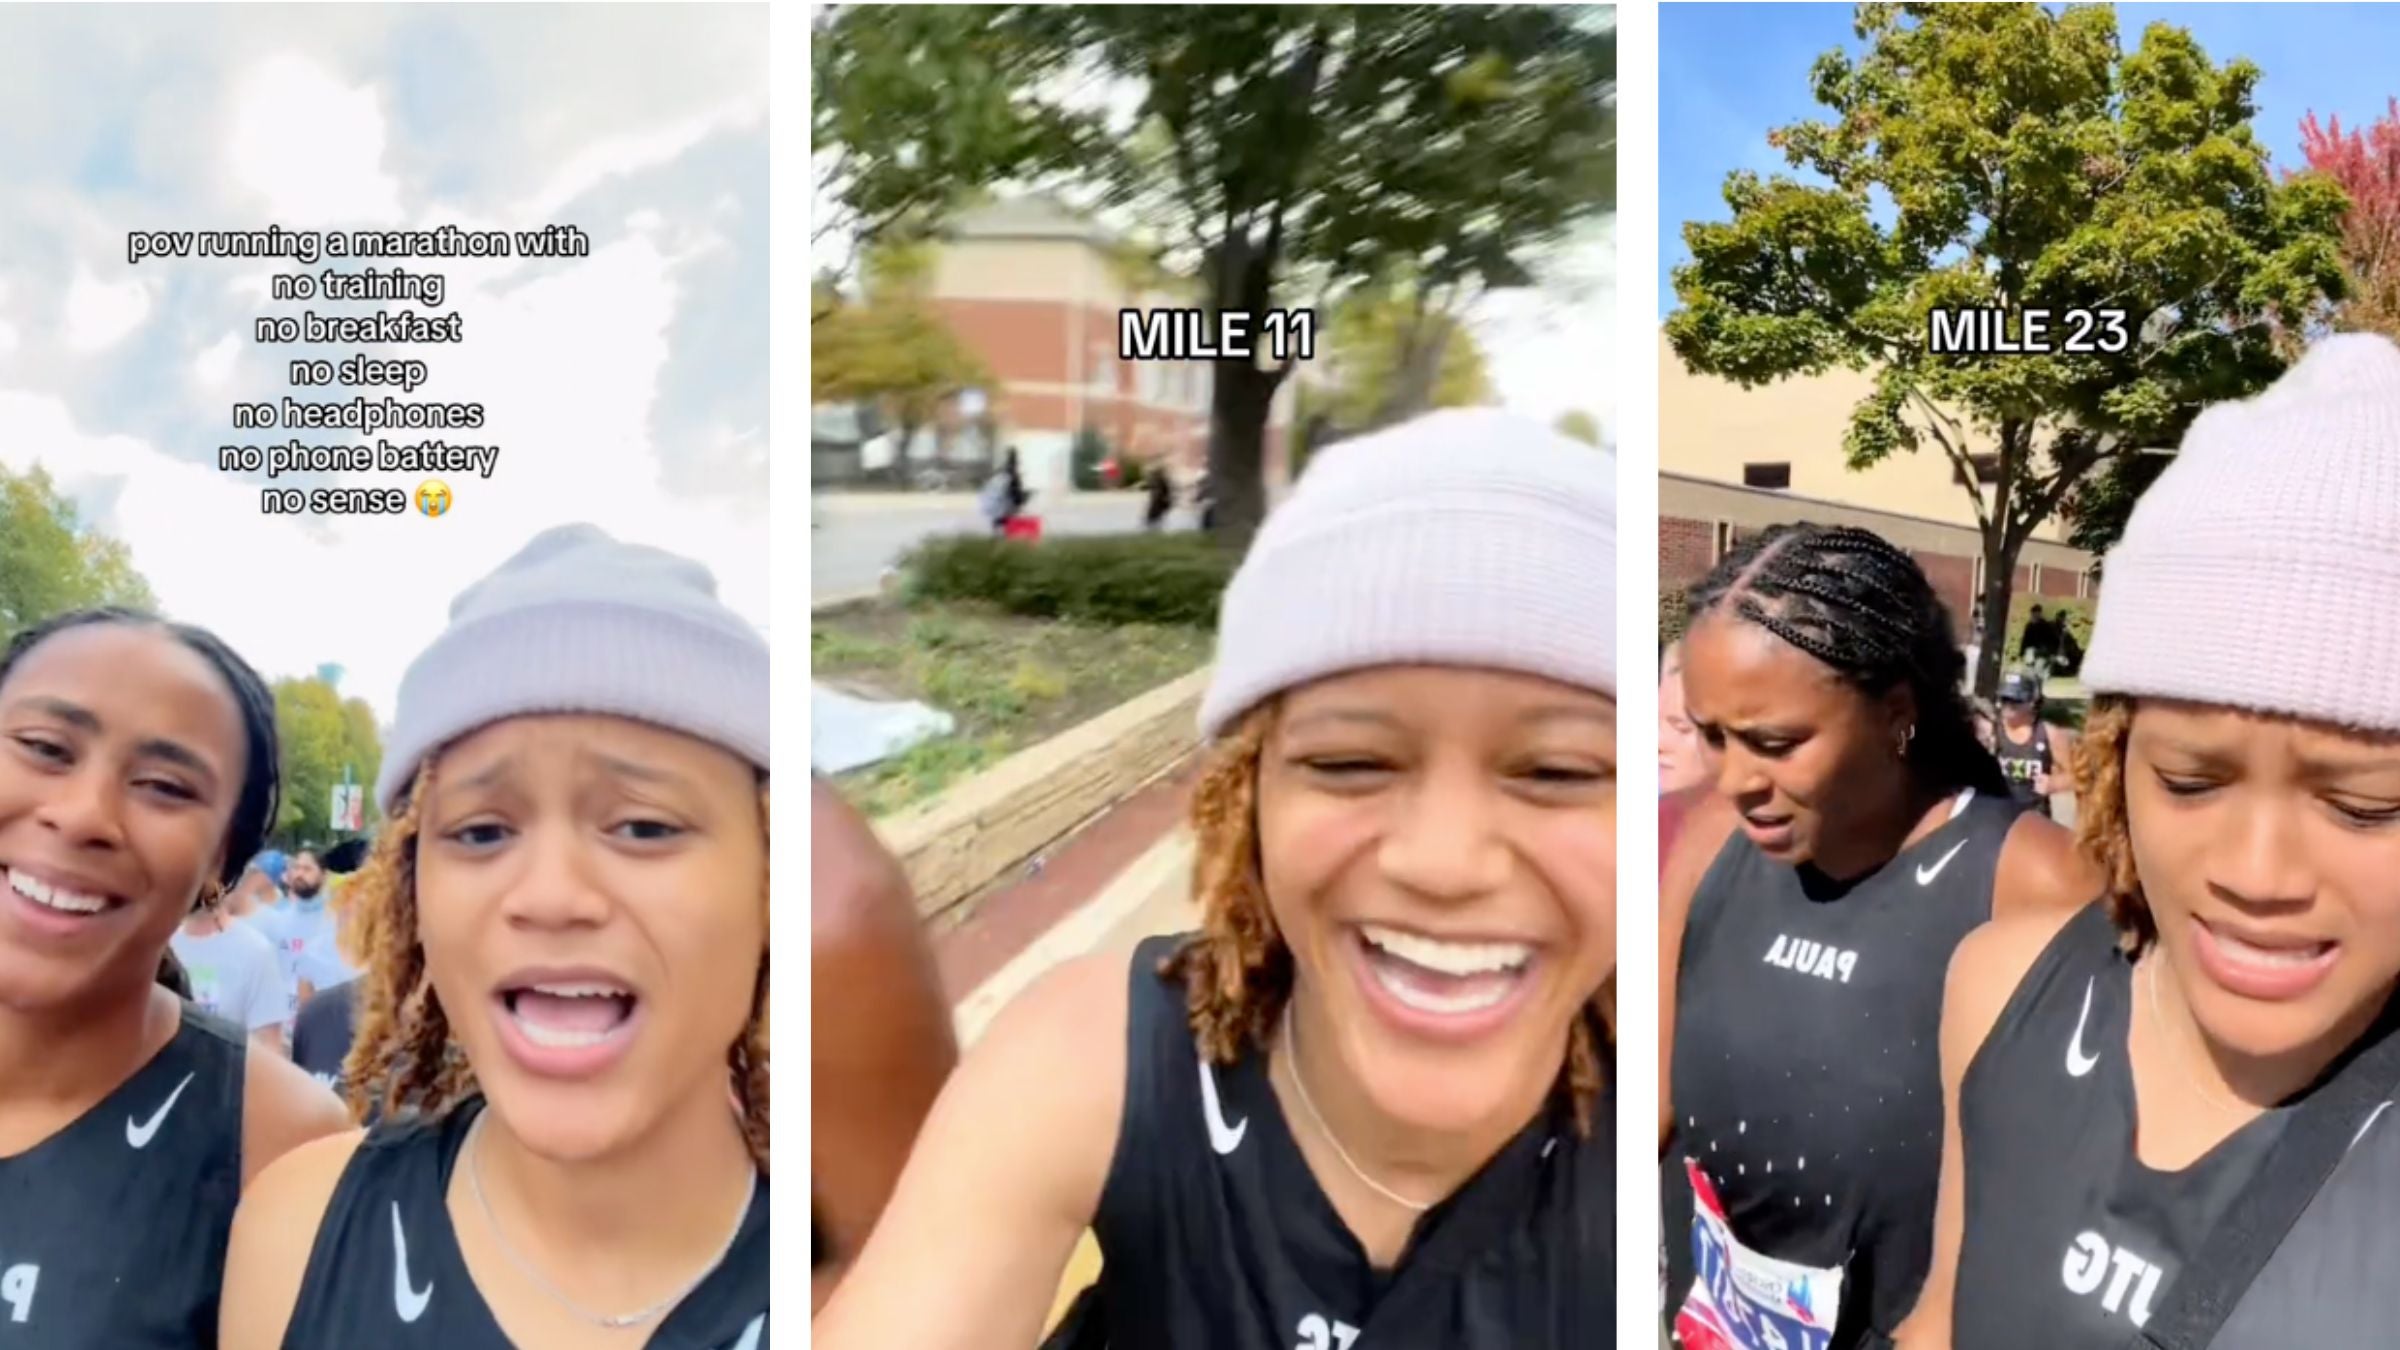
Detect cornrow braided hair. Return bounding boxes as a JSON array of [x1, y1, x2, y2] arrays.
[[340, 761, 771, 1172], [1158, 704, 1611, 1137], [1686, 523, 2010, 801]]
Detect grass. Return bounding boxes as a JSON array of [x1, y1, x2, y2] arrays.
[[813, 598, 1212, 817]]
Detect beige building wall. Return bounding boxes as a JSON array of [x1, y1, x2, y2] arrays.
[[1658, 331, 2069, 544]]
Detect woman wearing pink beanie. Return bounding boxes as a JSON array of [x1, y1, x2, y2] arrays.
[[1899, 334, 2400, 1349], [818, 408, 1615, 1349]]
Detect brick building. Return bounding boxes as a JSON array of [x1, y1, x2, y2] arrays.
[[1658, 332, 2098, 634], [921, 195, 1298, 502]]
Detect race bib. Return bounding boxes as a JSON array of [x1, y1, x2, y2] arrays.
[[1674, 1159, 1843, 1350]]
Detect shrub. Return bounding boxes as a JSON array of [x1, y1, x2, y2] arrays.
[[900, 532, 1233, 627], [1658, 585, 1692, 651], [1070, 426, 1111, 491]]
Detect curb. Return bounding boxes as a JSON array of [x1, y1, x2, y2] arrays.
[[874, 666, 1213, 920], [952, 829, 1194, 1047], [810, 587, 885, 616]]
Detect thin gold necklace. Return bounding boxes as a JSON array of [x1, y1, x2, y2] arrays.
[[1281, 1002, 1434, 1213], [466, 1110, 757, 1329], [2143, 954, 2249, 1117]]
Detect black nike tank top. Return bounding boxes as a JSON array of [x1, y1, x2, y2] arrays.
[[1053, 934, 1612, 1349], [0, 1004, 246, 1348], [1664, 788, 2018, 1350], [279, 1097, 770, 1349], [1992, 725, 2053, 818], [1951, 902, 2288, 1350]]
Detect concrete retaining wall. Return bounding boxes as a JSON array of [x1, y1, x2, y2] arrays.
[[874, 666, 1212, 919]]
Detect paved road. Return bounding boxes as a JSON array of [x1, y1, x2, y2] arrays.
[[811, 491, 1196, 600]]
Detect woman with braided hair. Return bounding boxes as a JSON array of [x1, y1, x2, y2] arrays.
[[219, 525, 769, 1350], [1660, 523, 2095, 1350], [818, 409, 1615, 1350], [0, 608, 348, 1347]]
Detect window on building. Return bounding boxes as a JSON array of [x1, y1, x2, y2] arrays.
[[1742, 462, 1792, 490]]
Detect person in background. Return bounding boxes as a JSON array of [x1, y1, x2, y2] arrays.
[[1144, 463, 1175, 532], [812, 774, 958, 1313], [1989, 670, 2077, 821], [1659, 640, 1707, 796], [171, 875, 295, 1056], [1660, 640, 1711, 881], [288, 844, 370, 1098], [253, 848, 356, 1030], [2019, 605, 2060, 679]]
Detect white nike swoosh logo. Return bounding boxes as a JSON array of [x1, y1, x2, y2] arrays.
[[126, 1072, 195, 1149], [2066, 977, 2101, 1078], [391, 1201, 432, 1323], [1198, 1054, 1246, 1155], [727, 1313, 766, 1350], [1915, 840, 1968, 886], [2352, 1101, 2394, 1152]]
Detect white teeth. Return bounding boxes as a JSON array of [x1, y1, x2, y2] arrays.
[[2212, 929, 2331, 970], [7, 867, 108, 914], [1359, 922, 1532, 977], [510, 1014, 618, 1049], [528, 982, 629, 999], [1369, 961, 1515, 1015]]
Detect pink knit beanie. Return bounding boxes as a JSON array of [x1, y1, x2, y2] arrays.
[[1199, 407, 1615, 738], [2081, 333, 2400, 733]]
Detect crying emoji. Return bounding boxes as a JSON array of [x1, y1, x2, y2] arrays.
[[415, 480, 452, 518]]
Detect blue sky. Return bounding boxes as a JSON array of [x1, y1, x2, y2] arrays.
[[1660, 2, 2400, 318]]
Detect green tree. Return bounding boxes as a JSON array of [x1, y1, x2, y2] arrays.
[[812, 243, 997, 472], [273, 675, 383, 846], [1553, 409, 1602, 445], [1665, 3, 2346, 696], [0, 463, 156, 641], [816, 5, 1615, 549], [1324, 269, 1497, 429]]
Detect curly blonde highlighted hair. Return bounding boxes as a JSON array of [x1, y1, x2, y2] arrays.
[[340, 760, 771, 1172], [2071, 695, 2152, 955], [1158, 704, 1612, 1135]]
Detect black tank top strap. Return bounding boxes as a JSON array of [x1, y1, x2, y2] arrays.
[[283, 1097, 769, 1349], [0, 1003, 246, 1348], [1961, 900, 2122, 1098]]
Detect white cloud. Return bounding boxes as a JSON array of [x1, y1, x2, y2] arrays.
[[192, 332, 240, 390], [225, 52, 405, 226], [63, 268, 151, 352], [0, 9, 766, 723]]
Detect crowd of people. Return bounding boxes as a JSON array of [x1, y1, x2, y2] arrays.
[[0, 523, 770, 1348], [1660, 333, 2400, 1350], [814, 408, 1619, 1348]]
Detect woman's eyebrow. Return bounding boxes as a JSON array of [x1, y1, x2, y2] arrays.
[[1281, 709, 1402, 735], [18, 696, 221, 786]]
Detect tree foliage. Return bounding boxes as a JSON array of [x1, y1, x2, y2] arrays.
[[1553, 409, 1602, 446], [815, 5, 1614, 549], [272, 675, 382, 847], [1323, 269, 1496, 430], [0, 463, 156, 643], [812, 242, 996, 455], [1665, 3, 2347, 694], [2297, 97, 2400, 342]]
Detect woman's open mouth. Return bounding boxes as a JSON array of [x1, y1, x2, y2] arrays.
[[492, 971, 643, 1078], [1348, 921, 1542, 1043]]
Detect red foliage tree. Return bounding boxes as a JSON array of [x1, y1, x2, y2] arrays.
[[2299, 99, 2400, 338]]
